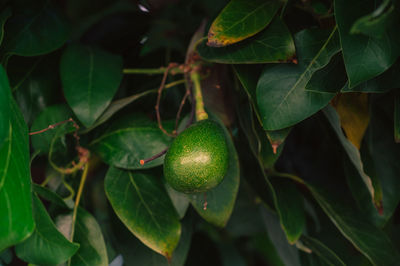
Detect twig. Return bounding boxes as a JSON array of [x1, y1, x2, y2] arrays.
[[123, 67, 184, 75], [155, 63, 179, 137], [174, 89, 190, 133], [29, 118, 75, 135], [68, 161, 89, 266], [139, 148, 168, 165]]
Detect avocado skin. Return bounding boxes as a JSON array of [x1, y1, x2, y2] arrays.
[[164, 119, 229, 193]]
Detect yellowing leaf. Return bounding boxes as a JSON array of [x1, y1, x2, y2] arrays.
[[333, 93, 369, 149], [207, 0, 281, 47]]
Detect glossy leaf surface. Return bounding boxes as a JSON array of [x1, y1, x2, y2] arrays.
[[335, 0, 400, 87], [256, 28, 339, 130], [61, 44, 123, 127], [70, 208, 108, 266], [269, 177, 305, 244], [90, 114, 173, 169], [105, 167, 181, 258], [207, 0, 281, 47], [0, 67, 34, 251], [199, 18, 295, 64], [15, 194, 79, 265], [2, 4, 69, 56]]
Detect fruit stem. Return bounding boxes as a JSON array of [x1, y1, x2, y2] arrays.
[[190, 71, 208, 121]]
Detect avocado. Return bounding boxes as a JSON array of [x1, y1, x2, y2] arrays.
[[164, 119, 229, 193]]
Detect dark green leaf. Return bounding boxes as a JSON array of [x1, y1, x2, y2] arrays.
[[305, 53, 347, 93], [199, 18, 295, 64], [90, 114, 173, 169], [256, 28, 339, 130], [301, 235, 346, 266], [234, 64, 291, 152], [269, 177, 305, 244], [33, 184, 69, 209], [350, 0, 396, 39], [15, 194, 79, 265], [70, 208, 108, 266], [83, 89, 156, 133], [323, 106, 381, 211], [11, 56, 59, 126], [30, 104, 76, 154], [260, 207, 301, 266], [207, 0, 281, 47], [349, 96, 400, 227], [113, 214, 192, 266], [335, 0, 400, 87], [395, 93, 400, 143], [0, 64, 11, 150], [105, 167, 181, 258], [188, 115, 240, 227], [341, 61, 400, 93], [60, 44, 123, 127], [309, 184, 400, 266], [0, 8, 11, 46], [1, 4, 69, 56], [165, 183, 190, 220], [0, 66, 34, 251]]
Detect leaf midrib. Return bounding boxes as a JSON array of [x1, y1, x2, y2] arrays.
[[128, 172, 162, 232], [265, 26, 338, 126]]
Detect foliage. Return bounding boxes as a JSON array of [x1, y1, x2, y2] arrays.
[[1, 0, 400, 265]]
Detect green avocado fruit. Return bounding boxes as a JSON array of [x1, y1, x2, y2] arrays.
[[164, 119, 229, 193]]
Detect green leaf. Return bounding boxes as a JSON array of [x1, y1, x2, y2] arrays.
[[60, 44, 123, 127], [207, 0, 281, 47], [0, 66, 11, 151], [323, 106, 381, 210], [90, 114, 173, 169], [341, 61, 400, 93], [199, 18, 295, 64], [30, 104, 76, 154], [269, 177, 305, 244], [256, 28, 339, 130], [234, 64, 291, 152], [260, 207, 301, 266], [0, 66, 34, 251], [113, 214, 192, 266], [188, 115, 240, 227], [1, 4, 69, 56], [33, 184, 69, 209], [83, 89, 156, 133], [309, 184, 400, 266], [11, 55, 59, 126], [335, 0, 400, 87], [0, 8, 11, 46], [165, 183, 190, 220], [305, 53, 347, 93], [105, 167, 181, 258], [350, 0, 396, 39], [348, 96, 400, 227], [15, 194, 79, 265], [300, 235, 346, 266], [70, 208, 108, 266], [396, 93, 400, 143]]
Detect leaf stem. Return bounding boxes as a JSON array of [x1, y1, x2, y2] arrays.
[[123, 67, 184, 75], [190, 71, 208, 121]]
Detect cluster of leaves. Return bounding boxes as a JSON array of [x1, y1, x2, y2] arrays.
[[2, 0, 400, 265]]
